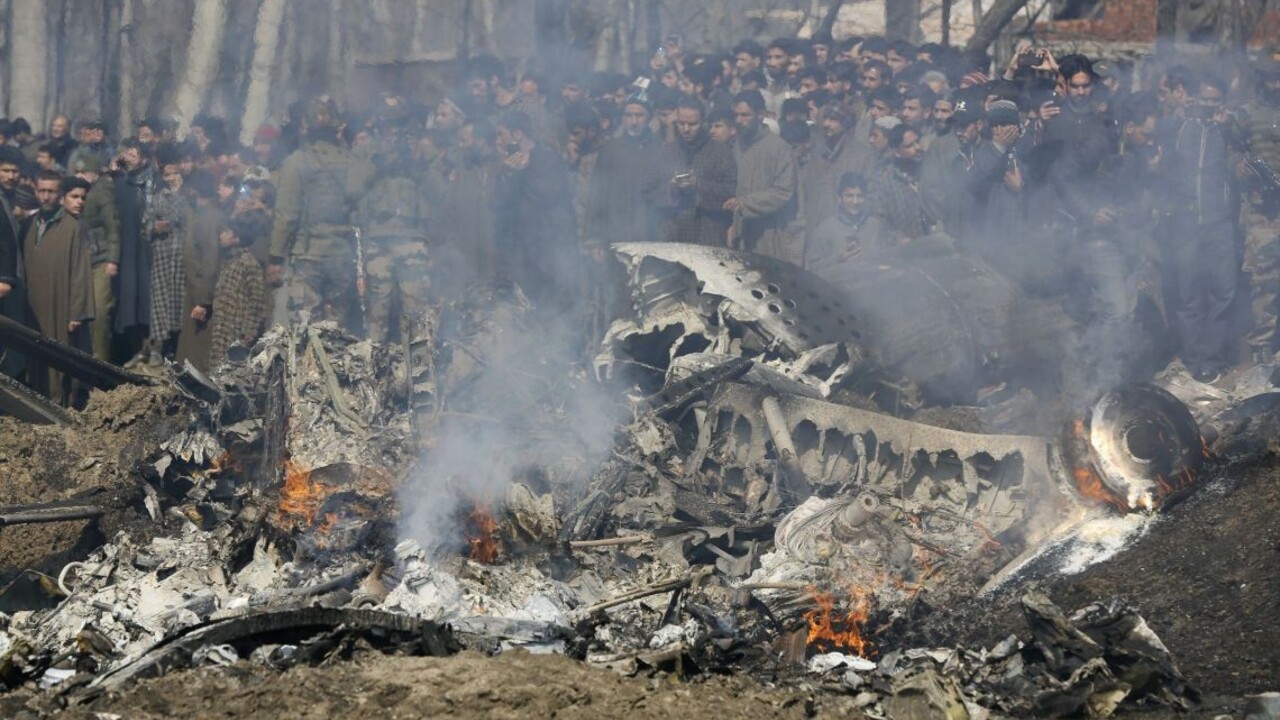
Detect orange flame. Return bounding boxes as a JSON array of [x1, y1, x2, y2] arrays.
[[278, 459, 328, 524], [804, 586, 876, 658], [1070, 420, 1132, 512], [466, 506, 502, 563]]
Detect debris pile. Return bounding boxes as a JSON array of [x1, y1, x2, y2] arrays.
[[2, 245, 1277, 714], [804, 591, 1197, 719]]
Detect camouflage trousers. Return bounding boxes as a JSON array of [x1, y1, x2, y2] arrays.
[[285, 251, 358, 331], [363, 236, 430, 343], [1243, 213, 1280, 357]]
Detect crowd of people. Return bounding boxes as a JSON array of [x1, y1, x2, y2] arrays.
[[2, 28, 1280, 408]]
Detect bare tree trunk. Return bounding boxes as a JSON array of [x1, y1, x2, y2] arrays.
[[172, 0, 227, 133], [620, 0, 634, 70], [328, 0, 348, 98], [0, 0, 10, 114], [118, 0, 136, 132], [645, 0, 659, 56], [9, 0, 49, 128], [966, 0, 1031, 51], [942, 0, 953, 45], [460, 0, 474, 62], [819, 0, 847, 37], [886, 0, 923, 42], [240, 0, 285, 146], [478, 0, 497, 52]]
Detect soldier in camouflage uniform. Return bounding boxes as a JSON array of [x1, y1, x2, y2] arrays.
[[347, 114, 447, 425], [1240, 47, 1280, 362], [72, 155, 120, 361], [266, 96, 357, 330]]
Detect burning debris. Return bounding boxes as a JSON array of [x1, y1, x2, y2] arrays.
[[1, 247, 1278, 715]]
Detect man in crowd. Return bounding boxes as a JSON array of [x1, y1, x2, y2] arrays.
[[112, 137, 156, 365], [665, 97, 737, 246], [725, 90, 797, 262], [24, 172, 94, 405], [0, 146, 27, 380], [268, 96, 358, 329], [74, 155, 120, 361], [1241, 48, 1280, 364], [494, 110, 578, 316]]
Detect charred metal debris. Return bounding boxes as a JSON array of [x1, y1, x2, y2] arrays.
[[2, 246, 1274, 716]]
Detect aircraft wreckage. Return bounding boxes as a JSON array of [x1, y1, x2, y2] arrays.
[[1, 243, 1258, 717]]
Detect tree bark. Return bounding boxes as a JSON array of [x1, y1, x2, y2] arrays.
[[240, 0, 285, 146], [885, 0, 923, 42], [966, 0, 1032, 51], [819, 0, 847, 38], [8, 0, 49, 128], [172, 0, 227, 134], [0, 0, 11, 113], [118, 0, 136, 133], [328, 0, 347, 98]]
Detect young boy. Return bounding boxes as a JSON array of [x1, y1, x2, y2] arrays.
[[804, 171, 887, 272], [208, 212, 267, 367]]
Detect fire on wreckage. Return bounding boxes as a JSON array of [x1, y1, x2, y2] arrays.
[[0, 244, 1223, 713]]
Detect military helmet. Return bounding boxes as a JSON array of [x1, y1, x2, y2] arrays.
[[305, 95, 341, 129]]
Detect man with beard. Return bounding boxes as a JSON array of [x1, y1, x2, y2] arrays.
[[41, 115, 77, 168], [870, 125, 935, 242], [24, 173, 94, 405], [732, 40, 765, 90], [932, 93, 955, 137], [1240, 47, 1280, 362], [899, 86, 936, 150], [0, 146, 28, 379], [664, 97, 737, 246], [800, 104, 861, 245], [920, 95, 987, 241], [724, 90, 798, 262], [585, 97, 666, 247], [112, 137, 157, 365], [763, 39, 792, 119]]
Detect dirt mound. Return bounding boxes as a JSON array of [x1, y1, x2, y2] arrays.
[[20, 650, 855, 720], [0, 384, 185, 584]]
